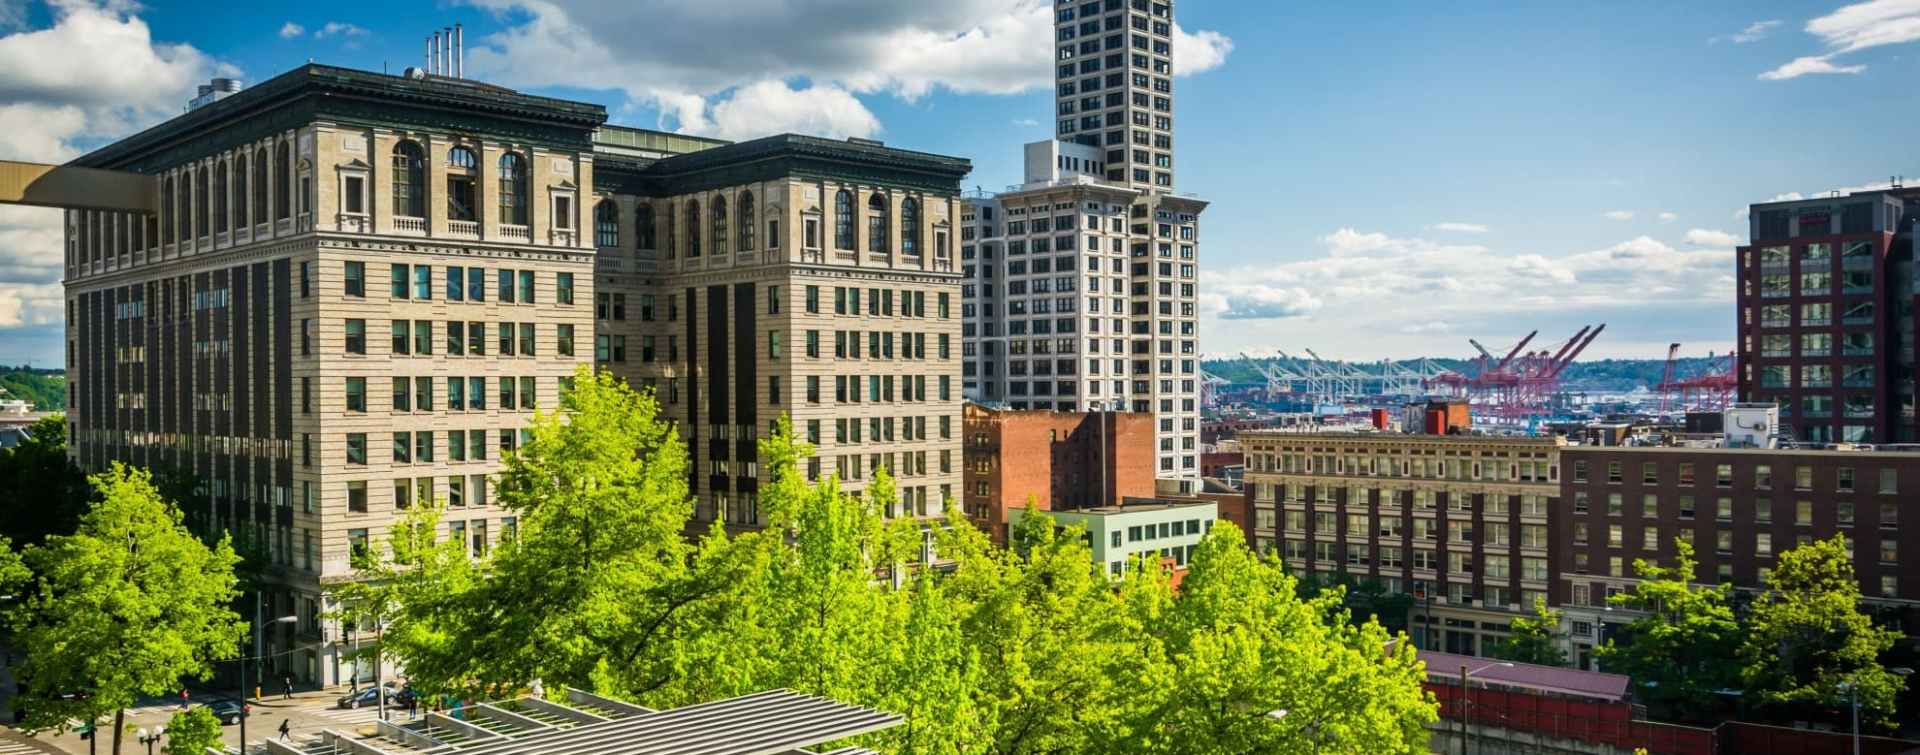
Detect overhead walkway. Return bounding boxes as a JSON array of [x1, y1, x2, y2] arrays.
[[0, 160, 154, 213]]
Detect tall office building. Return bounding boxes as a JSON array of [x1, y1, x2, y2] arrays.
[[963, 0, 1206, 482], [1736, 187, 1919, 444], [54, 63, 969, 686]]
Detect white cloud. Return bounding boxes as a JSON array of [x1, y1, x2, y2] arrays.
[[1172, 24, 1232, 76], [462, 0, 1231, 138], [315, 21, 367, 39], [0, 0, 223, 341], [1200, 229, 1735, 358], [1760, 0, 1920, 80], [1658, 211, 1678, 222], [1603, 210, 1634, 221], [1010, 117, 1038, 127], [1759, 55, 1867, 80], [1430, 222, 1488, 233], [279, 21, 304, 39], [1714, 19, 1781, 44], [681, 80, 882, 142], [1685, 228, 1742, 247]]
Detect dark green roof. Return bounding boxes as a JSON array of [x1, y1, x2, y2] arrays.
[[596, 134, 972, 197], [72, 64, 607, 173]]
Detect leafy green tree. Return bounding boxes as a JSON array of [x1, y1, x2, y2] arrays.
[[1595, 539, 1740, 722], [1739, 535, 1906, 729], [0, 414, 88, 547], [1492, 598, 1566, 667], [332, 496, 479, 699], [1296, 571, 1415, 635], [162, 705, 222, 755], [1117, 523, 1438, 754], [10, 463, 245, 755]]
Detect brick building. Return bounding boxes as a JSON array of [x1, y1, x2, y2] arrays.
[[1240, 431, 1562, 656], [961, 403, 1155, 543], [1558, 445, 1920, 668], [1735, 187, 1919, 443]]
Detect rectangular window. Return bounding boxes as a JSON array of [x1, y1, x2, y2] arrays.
[[557, 272, 574, 305], [344, 261, 365, 297]]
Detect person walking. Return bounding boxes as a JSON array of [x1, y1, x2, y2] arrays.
[[282, 674, 294, 700], [179, 688, 190, 711], [278, 718, 291, 741]]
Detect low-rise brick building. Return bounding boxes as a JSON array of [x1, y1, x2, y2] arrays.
[[962, 403, 1155, 543]]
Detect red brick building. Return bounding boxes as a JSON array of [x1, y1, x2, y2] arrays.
[[962, 403, 1156, 543]]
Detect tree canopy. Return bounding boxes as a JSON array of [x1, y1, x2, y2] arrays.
[[1491, 597, 1566, 667], [9, 463, 245, 755], [1594, 539, 1741, 723], [351, 368, 1439, 753], [1738, 535, 1906, 730]]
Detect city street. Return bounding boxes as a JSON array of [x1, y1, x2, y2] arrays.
[[1, 688, 417, 755]]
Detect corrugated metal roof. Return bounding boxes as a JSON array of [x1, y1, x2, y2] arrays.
[[1419, 650, 1631, 702], [403, 689, 900, 755]]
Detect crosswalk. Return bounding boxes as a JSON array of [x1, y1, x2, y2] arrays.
[[311, 705, 409, 729], [0, 733, 60, 755]]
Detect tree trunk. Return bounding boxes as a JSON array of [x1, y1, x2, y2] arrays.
[[110, 708, 124, 755]]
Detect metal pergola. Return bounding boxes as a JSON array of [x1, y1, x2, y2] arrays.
[[262, 687, 900, 755]]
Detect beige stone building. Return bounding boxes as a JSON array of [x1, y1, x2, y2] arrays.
[[1239, 431, 1562, 657], [57, 65, 969, 686]]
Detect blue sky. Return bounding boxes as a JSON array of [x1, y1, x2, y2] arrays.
[[1, 0, 1918, 366]]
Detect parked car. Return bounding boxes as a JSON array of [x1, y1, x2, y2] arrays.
[[202, 699, 245, 726], [336, 684, 396, 709]]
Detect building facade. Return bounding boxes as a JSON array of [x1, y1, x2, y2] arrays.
[[961, 402, 1156, 543], [1735, 187, 1918, 443], [964, 0, 1208, 481], [1008, 500, 1217, 578], [1558, 445, 1920, 668], [59, 65, 969, 687], [1240, 432, 1562, 657]]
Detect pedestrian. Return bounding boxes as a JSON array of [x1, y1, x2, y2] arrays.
[[350, 676, 358, 694], [179, 688, 189, 711], [283, 675, 294, 700], [278, 718, 291, 741]]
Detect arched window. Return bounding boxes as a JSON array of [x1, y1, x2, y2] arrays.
[[498, 153, 527, 226], [711, 195, 729, 255], [233, 153, 249, 228], [447, 146, 478, 222], [866, 193, 888, 253], [195, 166, 210, 238], [212, 162, 227, 234], [833, 189, 853, 250], [392, 141, 425, 218], [737, 191, 756, 251], [685, 199, 702, 257], [275, 142, 293, 220], [159, 175, 174, 243], [594, 200, 620, 248], [636, 204, 656, 250], [252, 148, 269, 225], [900, 197, 920, 255]]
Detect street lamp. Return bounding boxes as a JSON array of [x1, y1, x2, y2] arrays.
[[1459, 661, 1513, 755], [1842, 667, 1913, 755], [136, 725, 163, 755], [241, 612, 300, 750]]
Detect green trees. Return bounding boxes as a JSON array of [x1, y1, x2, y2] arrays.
[[1594, 540, 1741, 722], [0, 414, 89, 546], [1738, 535, 1906, 729], [10, 463, 245, 755], [162, 706, 223, 755], [1491, 598, 1566, 667], [358, 370, 1438, 753]]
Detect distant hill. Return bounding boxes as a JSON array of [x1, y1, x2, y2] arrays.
[[0, 367, 66, 411], [1203, 356, 1724, 394]]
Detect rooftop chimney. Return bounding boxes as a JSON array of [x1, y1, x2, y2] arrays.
[[454, 24, 463, 78]]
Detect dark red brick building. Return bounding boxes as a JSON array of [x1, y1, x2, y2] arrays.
[[962, 403, 1156, 544]]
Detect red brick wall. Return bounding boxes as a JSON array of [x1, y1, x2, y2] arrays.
[[963, 405, 1156, 544]]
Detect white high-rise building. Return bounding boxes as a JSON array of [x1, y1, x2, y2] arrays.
[[962, 0, 1206, 482]]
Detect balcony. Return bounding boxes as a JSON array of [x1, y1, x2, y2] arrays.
[[392, 216, 427, 236], [501, 224, 532, 243], [234, 227, 252, 245], [448, 220, 480, 239], [275, 218, 293, 235]]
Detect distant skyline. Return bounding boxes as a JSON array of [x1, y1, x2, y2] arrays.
[[2, 0, 1919, 365]]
